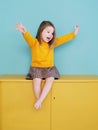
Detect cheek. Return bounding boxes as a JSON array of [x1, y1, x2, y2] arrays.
[[41, 32, 45, 38], [42, 31, 47, 37]]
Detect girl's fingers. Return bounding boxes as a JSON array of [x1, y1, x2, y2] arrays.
[[16, 23, 23, 30], [75, 25, 79, 29]]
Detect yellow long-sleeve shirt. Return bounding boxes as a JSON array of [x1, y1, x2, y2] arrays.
[[23, 31, 76, 67]]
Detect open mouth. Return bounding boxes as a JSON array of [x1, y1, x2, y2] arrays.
[[46, 37, 51, 41]]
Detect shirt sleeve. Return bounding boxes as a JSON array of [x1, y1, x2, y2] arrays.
[[54, 32, 76, 48], [22, 31, 36, 47]]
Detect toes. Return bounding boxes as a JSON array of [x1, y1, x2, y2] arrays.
[[34, 100, 42, 110]]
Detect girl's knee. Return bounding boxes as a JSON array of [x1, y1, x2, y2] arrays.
[[46, 77, 54, 82], [33, 78, 42, 82]]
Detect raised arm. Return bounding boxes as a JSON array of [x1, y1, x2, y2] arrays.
[[54, 25, 79, 48], [16, 23, 36, 47], [16, 23, 27, 34]]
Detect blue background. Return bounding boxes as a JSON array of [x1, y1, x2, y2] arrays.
[[0, 0, 98, 75]]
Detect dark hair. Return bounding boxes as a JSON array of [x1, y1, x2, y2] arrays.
[[36, 21, 56, 47]]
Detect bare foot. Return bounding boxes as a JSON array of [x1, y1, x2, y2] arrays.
[[34, 100, 42, 110]]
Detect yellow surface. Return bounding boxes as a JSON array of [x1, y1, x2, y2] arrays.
[[0, 79, 51, 130], [0, 74, 98, 82], [52, 82, 98, 130], [0, 75, 98, 130]]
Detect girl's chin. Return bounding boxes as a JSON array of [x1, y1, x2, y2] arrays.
[[42, 38, 51, 42]]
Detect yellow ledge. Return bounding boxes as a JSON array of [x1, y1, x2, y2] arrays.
[[0, 75, 98, 130], [0, 74, 98, 82]]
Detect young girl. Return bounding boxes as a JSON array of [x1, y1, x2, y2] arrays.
[[16, 21, 79, 110]]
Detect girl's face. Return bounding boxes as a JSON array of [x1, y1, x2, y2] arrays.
[[41, 26, 54, 43]]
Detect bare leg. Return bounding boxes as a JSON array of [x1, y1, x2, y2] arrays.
[[34, 77, 54, 109], [33, 78, 42, 100]]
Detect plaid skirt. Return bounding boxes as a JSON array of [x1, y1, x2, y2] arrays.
[[26, 66, 60, 80]]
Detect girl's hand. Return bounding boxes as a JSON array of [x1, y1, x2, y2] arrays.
[[16, 23, 27, 34], [74, 25, 79, 36]]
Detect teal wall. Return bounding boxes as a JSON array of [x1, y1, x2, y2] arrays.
[[0, 0, 98, 75]]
